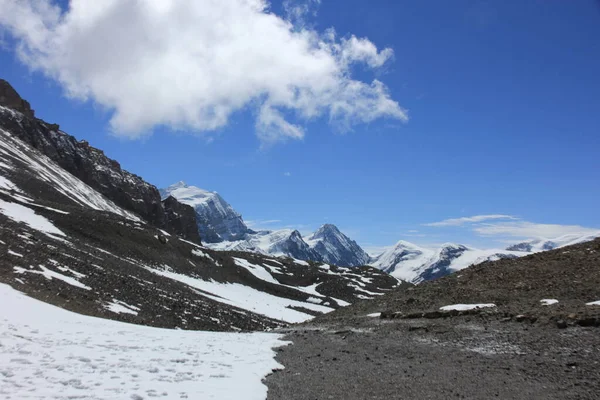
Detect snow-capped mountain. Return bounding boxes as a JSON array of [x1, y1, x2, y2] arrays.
[[371, 241, 522, 284], [506, 232, 600, 253], [161, 181, 373, 266], [306, 224, 371, 267], [160, 181, 250, 243], [207, 224, 372, 267], [208, 229, 322, 261], [371, 231, 600, 284]]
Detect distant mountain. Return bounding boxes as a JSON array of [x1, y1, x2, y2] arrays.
[[506, 232, 600, 253], [306, 224, 371, 267], [371, 241, 522, 284], [160, 182, 250, 243], [161, 181, 372, 267], [209, 229, 321, 261], [371, 231, 600, 284], [207, 224, 372, 267]]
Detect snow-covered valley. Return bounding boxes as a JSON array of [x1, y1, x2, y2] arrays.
[[0, 283, 288, 400]]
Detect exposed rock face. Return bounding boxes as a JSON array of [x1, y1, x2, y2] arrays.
[[0, 79, 34, 119], [162, 195, 202, 244], [0, 79, 200, 244]]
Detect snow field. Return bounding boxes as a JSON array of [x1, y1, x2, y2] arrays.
[[0, 284, 288, 400]]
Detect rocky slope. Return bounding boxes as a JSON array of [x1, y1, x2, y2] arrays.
[[0, 79, 399, 331], [0, 79, 200, 244]]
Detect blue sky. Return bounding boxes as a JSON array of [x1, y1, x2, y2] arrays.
[[1, 0, 599, 252]]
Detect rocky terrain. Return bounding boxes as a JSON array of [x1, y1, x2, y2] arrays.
[[266, 238, 600, 399], [0, 80, 399, 332]]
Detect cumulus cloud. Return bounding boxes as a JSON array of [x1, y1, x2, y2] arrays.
[[424, 214, 516, 227], [473, 222, 600, 239], [0, 0, 407, 143]]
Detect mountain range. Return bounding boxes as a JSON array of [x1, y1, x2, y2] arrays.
[[161, 181, 600, 284]]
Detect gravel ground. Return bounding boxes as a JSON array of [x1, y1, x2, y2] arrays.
[[265, 317, 600, 399]]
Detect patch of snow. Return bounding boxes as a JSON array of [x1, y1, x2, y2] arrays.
[[105, 299, 140, 316], [158, 229, 171, 236], [7, 250, 23, 257], [13, 265, 90, 290], [305, 297, 322, 304], [192, 248, 215, 261], [440, 303, 496, 311], [0, 175, 20, 191], [56, 265, 86, 279], [540, 299, 559, 306], [233, 257, 279, 285], [0, 199, 65, 237], [0, 283, 288, 400], [586, 300, 600, 306], [367, 312, 381, 318], [294, 259, 309, 266]]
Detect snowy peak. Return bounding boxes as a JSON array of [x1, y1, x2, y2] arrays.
[[308, 224, 342, 240], [160, 181, 217, 206], [161, 182, 249, 243], [306, 224, 370, 267]]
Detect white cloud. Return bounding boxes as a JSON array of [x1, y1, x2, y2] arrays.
[[0, 0, 407, 144], [424, 214, 516, 227], [283, 172, 291, 177], [473, 222, 600, 239], [283, 0, 321, 28]]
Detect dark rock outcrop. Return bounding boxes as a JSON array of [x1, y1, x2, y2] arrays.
[[0, 79, 200, 244], [162, 195, 202, 244], [0, 79, 35, 118]]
